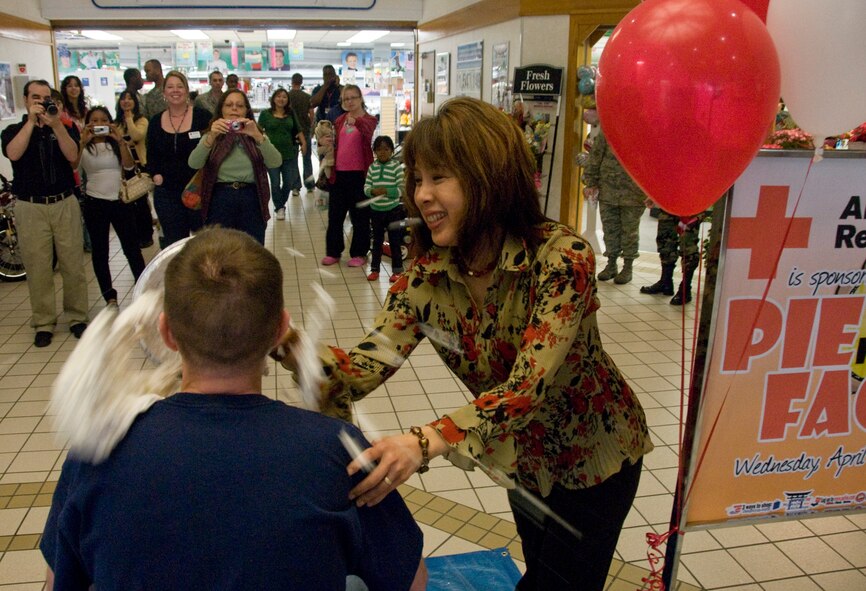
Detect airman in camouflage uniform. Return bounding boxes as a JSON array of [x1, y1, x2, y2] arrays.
[[582, 129, 645, 284], [640, 208, 706, 305]]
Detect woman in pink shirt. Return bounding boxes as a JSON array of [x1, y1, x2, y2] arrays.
[[320, 84, 377, 268]]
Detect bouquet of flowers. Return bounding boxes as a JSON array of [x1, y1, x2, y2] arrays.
[[762, 128, 815, 150], [525, 119, 551, 156], [849, 123, 866, 143]]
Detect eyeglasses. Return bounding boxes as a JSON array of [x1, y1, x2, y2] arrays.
[[342, 95, 361, 103]]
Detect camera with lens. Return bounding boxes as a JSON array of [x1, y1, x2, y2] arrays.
[[41, 100, 59, 116], [229, 120, 244, 132]]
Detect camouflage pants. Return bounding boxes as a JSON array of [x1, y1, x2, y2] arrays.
[[599, 203, 644, 261], [657, 211, 700, 267]]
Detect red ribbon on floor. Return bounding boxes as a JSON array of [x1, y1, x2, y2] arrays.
[[643, 529, 680, 590]]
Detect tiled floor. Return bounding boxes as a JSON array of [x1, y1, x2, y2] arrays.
[[0, 192, 863, 590]]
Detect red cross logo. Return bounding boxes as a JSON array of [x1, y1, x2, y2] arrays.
[[728, 185, 811, 280]]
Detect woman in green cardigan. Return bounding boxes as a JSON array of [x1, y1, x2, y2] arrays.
[[258, 88, 308, 220], [188, 90, 281, 244]]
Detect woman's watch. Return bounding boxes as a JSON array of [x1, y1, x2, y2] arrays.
[[409, 426, 430, 473]]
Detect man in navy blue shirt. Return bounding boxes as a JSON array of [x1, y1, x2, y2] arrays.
[[41, 228, 427, 590], [311, 65, 345, 123]]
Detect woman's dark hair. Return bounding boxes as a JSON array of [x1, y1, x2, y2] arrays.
[[114, 90, 143, 126], [402, 97, 548, 262], [60, 75, 86, 118], [84, 106, 122, 161], [268, 88, 291, 114], [208, 90, 260, 132], [373, 135, 395, 151]]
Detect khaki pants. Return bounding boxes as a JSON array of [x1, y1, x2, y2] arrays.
[[15, 197, 89, 332]]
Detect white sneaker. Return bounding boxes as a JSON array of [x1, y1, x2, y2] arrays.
[[275, 208, 286, 220], [292, 189, 300, 197]]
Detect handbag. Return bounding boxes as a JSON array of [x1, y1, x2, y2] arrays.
[[118, 143, 154, 204], [182, 169, 204, 211]]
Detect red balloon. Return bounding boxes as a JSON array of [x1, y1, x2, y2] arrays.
[[596, 0, 780, 216], [737, 0, 769, 23]]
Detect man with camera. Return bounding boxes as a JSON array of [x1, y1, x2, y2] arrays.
[[1, 80, 88, 347], [310, 65, 345, 123]]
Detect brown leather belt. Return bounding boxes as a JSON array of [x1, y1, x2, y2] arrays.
[[215, 182, 250, 190]]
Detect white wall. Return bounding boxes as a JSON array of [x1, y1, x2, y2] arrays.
[[418, 15, 570, 220], [41, 0, 422, 22], [0, 0, 55, 180], [419, 0, 481, 24], [0, 0, 47, 25]]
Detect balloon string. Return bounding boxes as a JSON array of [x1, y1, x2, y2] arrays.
[[681, 159, 815, 513], [642, 529, 681, 591], [642, 226, 706, 591]]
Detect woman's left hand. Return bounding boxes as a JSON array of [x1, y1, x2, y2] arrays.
[[108, 123, 124, 142], [348, 433, 424, 507], [240, 119, 265, 143]]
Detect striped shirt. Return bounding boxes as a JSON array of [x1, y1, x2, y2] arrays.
[[363, 158, 404, 212]]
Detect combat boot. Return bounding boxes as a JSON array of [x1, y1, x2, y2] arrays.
[[597, 258, 618, 281], [670, 260, 698, 305], [640, 263, 675, 295], [614, 259, 633, 284]]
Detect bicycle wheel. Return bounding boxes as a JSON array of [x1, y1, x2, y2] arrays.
[[0, 225, 26, 282]]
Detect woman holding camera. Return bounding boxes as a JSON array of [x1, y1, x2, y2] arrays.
[[146, 71, 211, 246], [188, 89, 281, 244], [74, 107, 146, 306], [258, 88, 307, 221]]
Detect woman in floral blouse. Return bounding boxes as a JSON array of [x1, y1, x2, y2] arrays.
[[278, 97, 652, 591]]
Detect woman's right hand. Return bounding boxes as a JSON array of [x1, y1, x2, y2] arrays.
[[210, 119, 231, 137], [269, 325, 300, 364], [79, 124, 94, 145], [153, 174, 164, 186]]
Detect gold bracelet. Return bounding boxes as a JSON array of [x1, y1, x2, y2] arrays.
[[409, 426, 430, 474]]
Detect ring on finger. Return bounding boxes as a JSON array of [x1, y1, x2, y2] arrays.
[[383, 476, 393, 487]]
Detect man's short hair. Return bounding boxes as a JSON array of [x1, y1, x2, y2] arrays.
[[24, 79, 51, 98], [291, 73, 303, 85], [226, 74, 239, 83], [163, 228, 284, 368], [275, 48, 286, 57], [208, 70, 223, 82], [123, 68, 140, 86], [145, 59, 162, 69]]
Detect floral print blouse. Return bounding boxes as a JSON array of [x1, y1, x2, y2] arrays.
[[308, 222, 653, 496]]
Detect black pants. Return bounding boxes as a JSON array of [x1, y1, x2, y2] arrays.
[[130, 196, 154, 246], [509, 458, 642, 591], [326, 170, 370, 259], [370, 206, 406, 273], [81, 195, 146, 303]]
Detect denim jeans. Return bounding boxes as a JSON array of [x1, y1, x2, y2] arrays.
[[268, 154, 300, 211], [81, 195, 146, 303], [205, 183, 267, 245], [302, 148, 314, 187], [153, 185, 203, 247]]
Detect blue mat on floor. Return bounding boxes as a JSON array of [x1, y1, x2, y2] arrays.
[[426, 547, 522, 590]]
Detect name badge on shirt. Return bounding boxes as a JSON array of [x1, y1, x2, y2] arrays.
[[188, 131, 201, 139]]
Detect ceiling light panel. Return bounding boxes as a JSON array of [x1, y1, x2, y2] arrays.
[[80, 30, 124, 41], [345, 30, 390, 44], [171, 30, 209, 40], [267, 29, 296, 41]]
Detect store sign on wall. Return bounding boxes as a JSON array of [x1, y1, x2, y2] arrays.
[[684, 154, 866, 528], [92, 0, 373, 8], [513, 64, 562, 97]]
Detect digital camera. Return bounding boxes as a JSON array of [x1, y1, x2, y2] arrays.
[[93, 126, 110, 136], [41, 100, 59, 116], [229, 120, 244, 132]]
